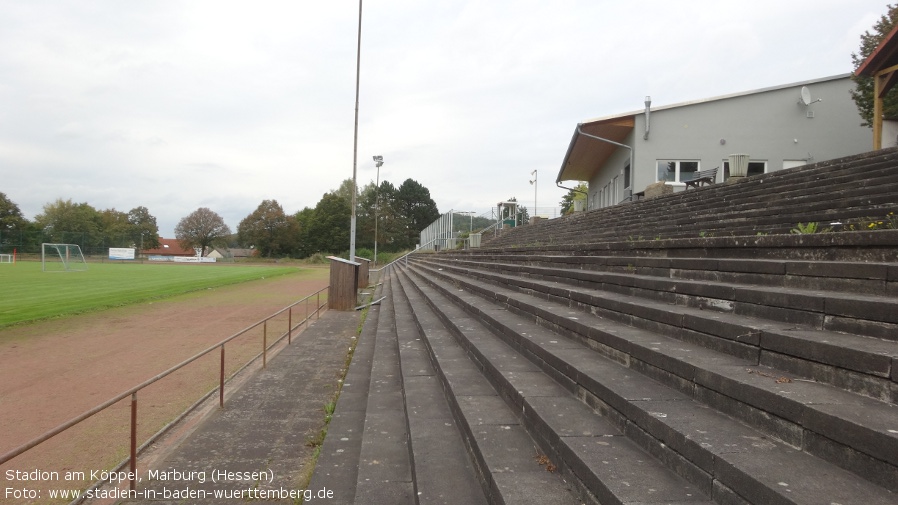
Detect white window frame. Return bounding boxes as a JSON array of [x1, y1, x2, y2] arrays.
[[656, 159, 701, 183]]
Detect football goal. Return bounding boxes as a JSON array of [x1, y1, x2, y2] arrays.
[[42, 243, 88, 272], [0, 254, 11, 264]]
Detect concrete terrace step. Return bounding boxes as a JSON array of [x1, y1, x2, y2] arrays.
[[495, 186, 898, 245], [392, 266, 706, 505], [396, 262, 898, 505], [354, 274, 414, 504], [308, 274, 478, 504], [388, 268, 489, 505], [308, 277, 381, 503], [415, 256, 898, 403], [390, 268, 576, 505], [455, 253, 898, 296], [427, 255, 898, 343], [310, 271, 498, 505], [405, 259, 898, 496], [479, 231, 898, 265]]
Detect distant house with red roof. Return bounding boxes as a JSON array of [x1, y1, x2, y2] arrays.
[[141, 238, 196, 260]]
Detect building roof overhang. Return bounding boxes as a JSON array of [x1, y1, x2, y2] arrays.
[[556, 116, 635, 183]]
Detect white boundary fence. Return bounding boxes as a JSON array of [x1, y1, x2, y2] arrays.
[[418, 212, 455, 252]]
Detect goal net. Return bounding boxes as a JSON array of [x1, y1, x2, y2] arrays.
[[42, 243, 88, 272]]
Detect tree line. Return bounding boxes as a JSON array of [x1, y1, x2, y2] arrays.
[[0, 177, 441, 260]]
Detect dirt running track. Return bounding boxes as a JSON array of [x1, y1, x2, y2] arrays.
[[0, 268, 329, 502]]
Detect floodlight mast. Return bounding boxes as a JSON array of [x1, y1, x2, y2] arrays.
[[529, 169, 537, 220], [373, 155, 384, 266], [349, 0, 363, 263]]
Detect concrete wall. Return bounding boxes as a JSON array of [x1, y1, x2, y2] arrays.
[[588, 76, 872, 208]]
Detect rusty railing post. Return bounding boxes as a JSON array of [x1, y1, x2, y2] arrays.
[[263, 320, 268, 368], [288, 307, 293, 345], [219, 344, 225, 408], [130, 392, 137, 491], [317, 292, 321, 319]]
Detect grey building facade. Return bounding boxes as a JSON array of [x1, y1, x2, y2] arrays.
[[557, 74, 872, 210]]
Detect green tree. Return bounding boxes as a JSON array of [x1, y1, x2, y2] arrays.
[[294, 207, 316, 257], [560, 183, 588, 215], [334, 178, 357, 204], [99, 209, 129, 250], [128, 206, 161, 251], [373, 181, 406, 252], [175, 207, 232, 256], [237, 199, 298, 257], [304, 192, 351, 255], [96, 207, 161, 251], [34, 198, 101, 245], [851, 4, 898, 126], [357, 180, 407, 252], [396, 178, 440, 248], [355, 181, 377, 250], [0, 192, 27, 232]]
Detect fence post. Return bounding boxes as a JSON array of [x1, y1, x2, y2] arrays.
[[219, 345, 225, 408], [288, 307, 292, 345], [130, 392, 137, 491], [317, 292, 320, 319], [263, 321, 268, 369]]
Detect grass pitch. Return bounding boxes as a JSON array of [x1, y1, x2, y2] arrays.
[[0, 261, 314, 329]]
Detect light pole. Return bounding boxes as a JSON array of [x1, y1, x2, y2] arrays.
[[529, 169, 537, 222], [373, 155, 383, 266], [349, 0, 363, 262]]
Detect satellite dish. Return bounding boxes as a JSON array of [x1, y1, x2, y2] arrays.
[[800, 86, 812, 105], [799, 86, 822, 106]]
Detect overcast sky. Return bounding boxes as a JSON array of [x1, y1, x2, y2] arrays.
[[0, 1, 890, 236]]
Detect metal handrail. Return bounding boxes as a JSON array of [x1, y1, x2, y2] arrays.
[[370, 237, 442, 273], [0, 286, 328, 492]]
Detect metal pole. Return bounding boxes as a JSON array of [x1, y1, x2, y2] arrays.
[[263, 321, 268, 368], [530, 170, 537, 221], [219, 345, 225, 408], [288, 307, 293, 344], [374, 162, 379, 267], [130, 393, 137, 491], [349, 0, 363, 261]]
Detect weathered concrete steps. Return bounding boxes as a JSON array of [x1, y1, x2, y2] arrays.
[[485, 147, 898, 248], [311, 148, 898, 503], [313, 270, 559, 504], [393, 265, 710, 505], [398, 244, 897, 504]]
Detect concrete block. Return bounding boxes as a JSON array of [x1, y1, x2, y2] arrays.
[[786, 261, 888, 279], [760, 328, 893, 377], [824, 315, 898, 341], [825, 296, 898, 324], [558, 434, 707, 505], [735, 286, 824, 312], [734, 301, 824, 328]]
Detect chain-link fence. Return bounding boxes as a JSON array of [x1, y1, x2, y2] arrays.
[[0, 230, 149, 257]]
